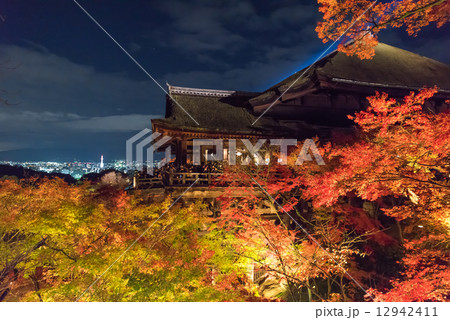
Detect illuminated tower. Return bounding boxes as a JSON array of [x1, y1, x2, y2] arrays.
[[100, 155, 104, 169]]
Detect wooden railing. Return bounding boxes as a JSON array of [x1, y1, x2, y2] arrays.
[[170, 172, 221, 186], [133, 176, 163, 189], [133, 172, 222, 189]]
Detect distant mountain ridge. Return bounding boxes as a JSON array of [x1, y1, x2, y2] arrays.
[[0, 148, 93, 162], [0, 164, 76, 184]]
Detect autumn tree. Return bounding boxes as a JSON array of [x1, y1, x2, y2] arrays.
[[218, 88, 449, 301], [216, 159, 378, 301], [0, 178, 248, 301], [301, 88, 449, 221], [296, 88, 449, 300], [368, 234, 449, 301], [316, 0, 450, 59]]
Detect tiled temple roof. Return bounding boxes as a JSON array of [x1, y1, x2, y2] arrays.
[[152, 89, 316, 137], [153, 43, 450, 137], [250, 43, 450, 106]]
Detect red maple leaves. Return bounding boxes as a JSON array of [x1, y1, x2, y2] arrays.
[[220, 88, 450, 301], [316, 0, 449, 59]]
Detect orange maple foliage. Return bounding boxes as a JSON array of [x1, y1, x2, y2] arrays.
[[300, 88, 450, 301], [218, 163, 376, 301], [219, 88, 449, 301], [316, 0, 450, 59], [301, 88, 450, 226], [369, 235, 450, 301]]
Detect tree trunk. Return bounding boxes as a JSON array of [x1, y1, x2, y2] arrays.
[[0, 238, 47, 301]]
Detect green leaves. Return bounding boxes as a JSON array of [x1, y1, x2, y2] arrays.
[[0, 179, 249, 301]]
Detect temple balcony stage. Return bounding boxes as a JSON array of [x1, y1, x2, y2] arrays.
[[131, 171, 280, 218]]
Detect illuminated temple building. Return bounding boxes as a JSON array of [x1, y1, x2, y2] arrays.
[[130, 42, 450, 218], [151, 43, 450, 167]]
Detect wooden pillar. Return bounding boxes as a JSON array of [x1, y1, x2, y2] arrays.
[[181, 140, 187, 165], [175, 139, 182, 167]]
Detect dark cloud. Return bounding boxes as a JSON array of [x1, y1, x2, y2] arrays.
[[0, 45, 162, 116], [0, 44, 162, 158], [147, 1, 253, 54], [61, 114, 159, 132]]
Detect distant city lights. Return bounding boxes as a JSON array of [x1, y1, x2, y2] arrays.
[[0, 159, 129, 179]]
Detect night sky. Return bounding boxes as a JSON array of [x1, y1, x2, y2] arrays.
[[0, 0, 449, 162]]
